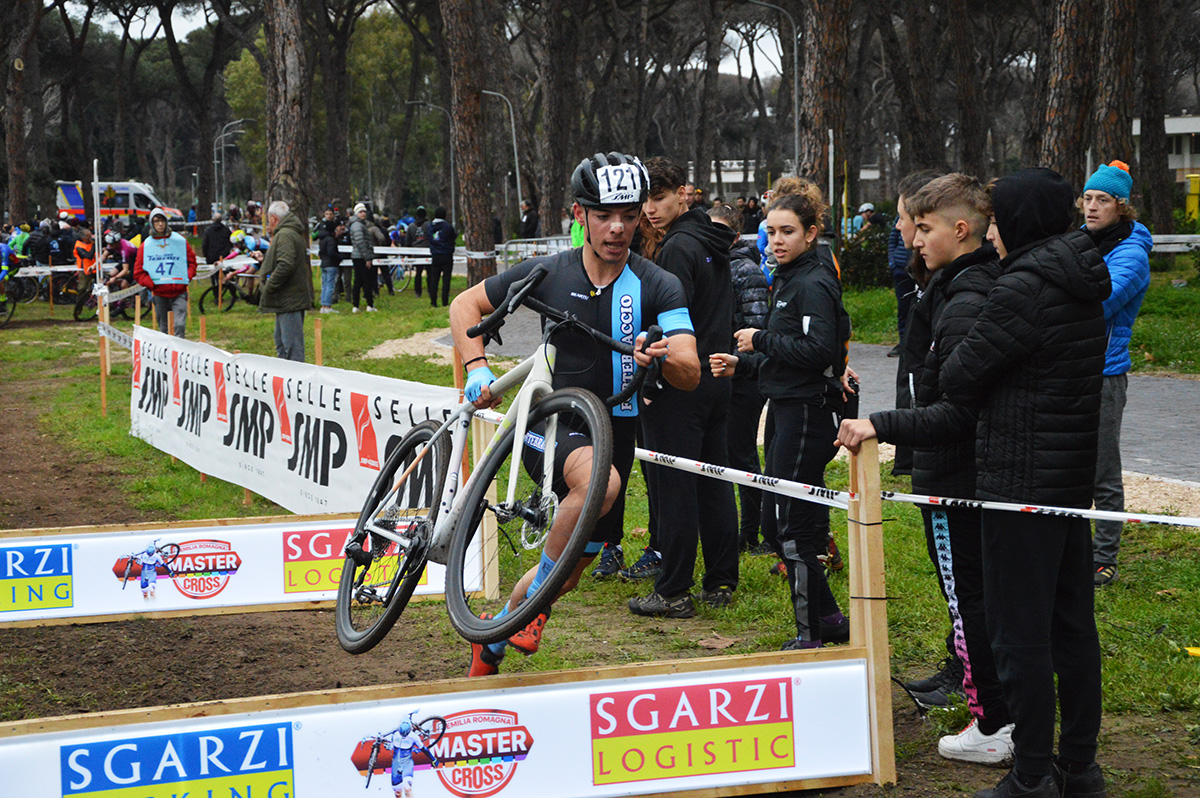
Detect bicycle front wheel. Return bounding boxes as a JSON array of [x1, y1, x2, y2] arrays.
[[392, 264, 411, 294], [0, 286, 15, 328], [336, 419, 450, 654], [74, 291, 98, 322], [445, 387, 612, 644]]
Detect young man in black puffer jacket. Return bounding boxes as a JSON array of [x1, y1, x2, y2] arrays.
[[837, 174, 1011, 765], [940, 168, 1110, 798]]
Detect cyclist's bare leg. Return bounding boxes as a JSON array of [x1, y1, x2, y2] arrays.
[[503, 446, 620, 612]]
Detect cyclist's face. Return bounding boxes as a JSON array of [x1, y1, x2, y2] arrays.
[[579, 204, 640, 266]]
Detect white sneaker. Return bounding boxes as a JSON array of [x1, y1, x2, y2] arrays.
[[938, 719, 1014, 766], [351, 306, 360, 314], [320, 307, 339, 314], [365, 306, 378, 312]]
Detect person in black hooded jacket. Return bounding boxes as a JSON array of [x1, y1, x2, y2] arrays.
[[709, 203, 770, 552], [627, 157, 738, 619], [940, 168, 1110, 798], [837, 174, 1013, 766]]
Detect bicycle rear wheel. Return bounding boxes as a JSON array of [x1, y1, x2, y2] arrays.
[[74, 290, 98, 322], [417, 716, 447, 748], [198, 285, 235, 314], [444, 387, 612, 644], [0, 284, 15, 327], [117, 289, 152, 321], [335, 419, 450, 654]]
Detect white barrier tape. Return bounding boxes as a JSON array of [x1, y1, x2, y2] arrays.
[[97, 322, 134, 350], [471, 412, 1200, 528], [464, 250, 496, 259], [880, 489, 1200, 529], [99, 283, 143, 303]]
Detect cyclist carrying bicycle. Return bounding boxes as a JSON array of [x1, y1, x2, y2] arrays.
[[378, 718, 440, 798], [448, 152, 701, 676], [136, 543, 175, 600]]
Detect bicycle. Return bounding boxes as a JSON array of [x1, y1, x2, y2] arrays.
[[198, 266, 261, 313], [379, 258, 412, 294], [74, 280, 150, 323], [335, 263, 662, 653], [360, 711, 447, 789], [119, 538, 182, 590]]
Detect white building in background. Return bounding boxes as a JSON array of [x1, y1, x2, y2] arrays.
[[1132, 115, 1200, 182]]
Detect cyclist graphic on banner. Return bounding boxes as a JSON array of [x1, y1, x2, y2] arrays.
[[357, 712, 443, 798], [137, 543, 174, 600]]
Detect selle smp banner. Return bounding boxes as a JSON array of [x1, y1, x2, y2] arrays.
[[129, 327, 459, 514], [0, 661, 874, 797]]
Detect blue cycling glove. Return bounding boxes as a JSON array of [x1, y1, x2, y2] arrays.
[[465, 366, 496, 403]]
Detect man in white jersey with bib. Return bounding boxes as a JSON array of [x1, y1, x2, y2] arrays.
[[134, 207, 197, 337]]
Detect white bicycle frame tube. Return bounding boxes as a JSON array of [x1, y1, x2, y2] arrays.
[[416, 342, 557, 565]]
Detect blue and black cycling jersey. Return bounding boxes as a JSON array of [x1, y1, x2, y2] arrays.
[[484, 249, 693, 417]]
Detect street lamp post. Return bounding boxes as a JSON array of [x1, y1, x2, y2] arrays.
[[212, 118, 254, 213], [482, 90, 523, 215], [406, 101, 456, 229], [742, 0, 799, 176]]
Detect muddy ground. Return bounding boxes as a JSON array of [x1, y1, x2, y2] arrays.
[[1, 371, 1197, 796]]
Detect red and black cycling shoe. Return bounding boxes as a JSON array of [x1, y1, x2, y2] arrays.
[[467, 612, 503, 677], [507, 608, 551, 655]]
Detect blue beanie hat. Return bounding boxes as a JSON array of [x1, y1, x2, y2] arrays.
[[1083, 160, 1132, 201]]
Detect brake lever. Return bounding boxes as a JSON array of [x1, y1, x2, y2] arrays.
[[483, 328, 503, 348]]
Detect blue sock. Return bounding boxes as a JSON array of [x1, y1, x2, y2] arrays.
[[525, 551, 556, 600], [486, 604, 511, 657]]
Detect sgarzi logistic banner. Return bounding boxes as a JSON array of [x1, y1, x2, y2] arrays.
[[0, 661, 875, 797], [0, 516, 480, 625], [129, 327, 459, 514]]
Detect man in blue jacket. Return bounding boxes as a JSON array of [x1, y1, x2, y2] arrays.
[[425, 206, 456, 308], [1080, 161, 1152, 587]]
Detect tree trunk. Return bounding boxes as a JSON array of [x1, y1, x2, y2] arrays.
[[263, 0, 316, 212], [947, 0, 985, 176], [4, 1, 43, 223], [875, 5, 943, 173], [1038, 0, 1099, 190], [1137, 0, 1173, 233], [385, 53, 423, 214], [441, 0, 496, 284], [693, 0, 723, 195], [798, 0, 850, 185], [1091, 0, 1136, 167], [535, 0, 581, 240]]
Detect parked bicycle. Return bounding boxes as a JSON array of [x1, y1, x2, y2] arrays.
[[335, 264, 661, 653], [359, 711, 447, 789]]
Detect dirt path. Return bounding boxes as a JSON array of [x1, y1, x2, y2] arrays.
[[1, 363, 1197, 796]]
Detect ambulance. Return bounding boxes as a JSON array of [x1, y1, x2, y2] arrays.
[[56, 180, 184, 228]]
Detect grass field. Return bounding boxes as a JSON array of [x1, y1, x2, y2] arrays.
[[3, 262, 1199, 790]]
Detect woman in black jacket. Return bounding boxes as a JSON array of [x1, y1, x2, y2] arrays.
[[711, 187, 850, 650]]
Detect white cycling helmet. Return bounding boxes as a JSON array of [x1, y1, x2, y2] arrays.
[[857, 203, 874, 214]]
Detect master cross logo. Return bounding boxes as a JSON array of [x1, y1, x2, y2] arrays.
[[171, 539, 242, 600], [60, 722, 294, 798], [429, 709, 534, 797], [590, 677, 795, 785]]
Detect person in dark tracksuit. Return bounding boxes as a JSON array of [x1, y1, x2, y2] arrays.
[[425, 207, 456, 308], [837, 174, 1013, 765], [628, 157, 739, 618], [708, 203, 770, 552], [941, 168, 1109, 798], [712, 186, 850, 650]]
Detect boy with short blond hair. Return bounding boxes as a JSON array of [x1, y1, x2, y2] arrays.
[[837, 173, 1012, 765]]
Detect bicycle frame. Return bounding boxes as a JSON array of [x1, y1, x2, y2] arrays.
[[360, 341, 559, 567]]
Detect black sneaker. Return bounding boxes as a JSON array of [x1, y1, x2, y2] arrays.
[[819, 617, 850, 644], [1093, 564, 1117, 586], [629, 590, 696, 619], [887, 344, 902, 358], [911, 686, 964, 710], [619, 547, 662, 581], [696, 585, 734, 608], [904, 655, 964, 694], [975, 770, 1059, 798], [1054, 760, 1107, 798], [591, 542, 624, 579]]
